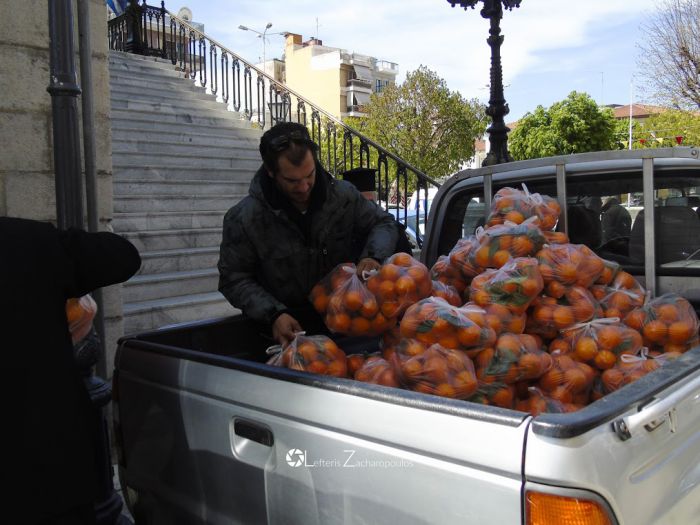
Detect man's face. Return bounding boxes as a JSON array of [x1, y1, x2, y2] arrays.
[[270, 149, 316, 210]]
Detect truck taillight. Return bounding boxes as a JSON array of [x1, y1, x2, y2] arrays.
[[525, 490, 613, 525]]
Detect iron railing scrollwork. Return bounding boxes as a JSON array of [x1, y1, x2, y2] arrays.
[[107, 1, 440, 247]]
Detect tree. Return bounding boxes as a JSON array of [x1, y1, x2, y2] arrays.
[[619, 109, 700, 149], [636, 0, 700, 110], [352, 66, 487, 183], [508, 92, 618, 160]]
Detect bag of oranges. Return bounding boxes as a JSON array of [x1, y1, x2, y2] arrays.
[[515, 387, 584, 415], [468, 381, 517, 409], [313, 264, 394, 336], [542, 230, 569, 245], [590, 271, 646, 319], [470, 217, 546, 270], [595, 259, 622, 286], [536, 353, 596, 406], [399, 297, 497, 357], [528, 286, 601, 336], [536, 243, 606, 291], [393, 342, 478, 399], [447, 236, 483, 281], [346, 352, 383, 378], [481, 303, 527, 335], [623, 293, 700, 353], [309, 262, 354, 314], [431, 280, 463, 306], [593, 349, 679, 397], [486, 184, 561, 231], [473, 333, 552, 385], [266, 332, 348, 377], [353, 356, 401, 387], [366, 252, 432, 320], [431, 254, 468, 294], [560, 318, 643, 370], [469, 257, 544, 315], [66, 295, 97, 344]]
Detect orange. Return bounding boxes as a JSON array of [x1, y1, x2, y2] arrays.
[[347, 354, 366, 376], [313, 294, 329, 313], [504, 210, 526, 224], [380, 264, 401, 281], [597, 325, 623, 351], [608, 292, 632, 313], [472, 289, 491, 307], [360, 298, 379, 318], [563, 367, 588, 393], [549, 385, 574, 404], [326, 360, 348, 377], [473, 246, 491, 268], [574, 336, 598, 362], [344, 290, 363, 312], [331, 313, 352, 333], [533, 305, 554, 325], [490, 386, 515, 408], [497, 333, 522, 355], [453, 371, 478, 397], [549, 338, 571, 354], [378, 280, 396, 299], [624, 309, 646, 331], [307, 360, 328, 374], [350, 316, 371, 335], [519, 353, 545, 379], [546, 281, 566, 299], [434, 382, 457, 398], [657, 303, 680, 323], [371, 313, 391, 334], [643, 320, 669, 344], [668, 321, 694, 344], [492, 250, 511, 268], [497, 235, 514, 251], [512, 236, 534, 257], [552, 306, 575, 329], [593, 350, 617, 370], [404, 339, 426, 357], [395, 275, 417, 295], [438, 335, 460, 350], [425, 357, 450, 384], [538, 263, 554, 281], [457, 324, 482, 346], [509, 315, 526, 334], [521, 277, 543, 297], [558, 263, 578, 285], [539, 368, 565, 391], [601, 368, 624, 392], [393, 252, 413, 267], [366, 276, 381, 295], [615, 271, 637, 290], [402, 358, 423, 379]]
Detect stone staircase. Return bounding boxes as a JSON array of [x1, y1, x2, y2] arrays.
[[109, 51, 263, 335]]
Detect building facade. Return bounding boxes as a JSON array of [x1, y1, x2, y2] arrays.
[[282, 33, 398, 119]]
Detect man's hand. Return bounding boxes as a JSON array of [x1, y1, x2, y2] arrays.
[[272, 313, 302, 347], [357, 257, 381, 277]]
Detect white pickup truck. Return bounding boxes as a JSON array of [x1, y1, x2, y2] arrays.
[[114, 147, 700, 524]]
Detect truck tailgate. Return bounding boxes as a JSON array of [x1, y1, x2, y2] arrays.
[[117, 341, 530, 525], [524, 347, 700, 525]]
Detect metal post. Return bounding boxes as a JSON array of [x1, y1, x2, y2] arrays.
[[48, 0, 84, 230], [642, 157, 656, 296], [124, 0, 143, 55], [556, 163, 568, 234]]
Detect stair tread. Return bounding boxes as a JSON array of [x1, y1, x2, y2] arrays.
[[128, 267, 218, 284], [121, 226, 222, 236], [137, 246, 220, 258], [123, 291, 228, 314], [114, 210, 226, 216]]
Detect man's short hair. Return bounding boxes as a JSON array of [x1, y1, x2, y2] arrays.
[[259, 122, 319, 174]]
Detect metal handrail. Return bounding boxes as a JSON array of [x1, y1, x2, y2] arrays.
[[108, 1, 440, 248]]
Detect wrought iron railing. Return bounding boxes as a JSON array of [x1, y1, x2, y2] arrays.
[[108, 1, 440, 248]]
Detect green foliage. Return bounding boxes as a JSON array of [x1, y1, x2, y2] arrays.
[[621, 109, 700, 149], [509, 91, 618, 160], [351, 66, 487, 182]]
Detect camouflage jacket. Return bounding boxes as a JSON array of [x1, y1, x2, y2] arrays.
[[218, 164, 398, 324]]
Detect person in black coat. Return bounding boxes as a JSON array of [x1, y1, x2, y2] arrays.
[[0, 217, 141, 525]]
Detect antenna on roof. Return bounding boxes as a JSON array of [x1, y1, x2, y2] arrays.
[[314, 17, 321, 39]]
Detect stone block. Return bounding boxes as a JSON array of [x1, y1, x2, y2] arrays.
[[0, 112, 52, 172], [5, 171, 57, 221], [0, 45, 52, 112], [0, 1, 49, 49]]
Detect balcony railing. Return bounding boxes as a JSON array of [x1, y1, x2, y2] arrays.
[[107, 1, 439, 247]]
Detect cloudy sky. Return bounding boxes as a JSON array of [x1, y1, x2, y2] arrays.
[[173, 0, 660, 121]]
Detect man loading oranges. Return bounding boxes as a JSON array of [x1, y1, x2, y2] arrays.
[[218, 122, 398, 346]]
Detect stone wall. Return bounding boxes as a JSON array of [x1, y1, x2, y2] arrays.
[[0, 0, 124, 378]]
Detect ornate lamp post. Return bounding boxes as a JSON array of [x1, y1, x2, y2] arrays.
[[448, 0, 522, 166]]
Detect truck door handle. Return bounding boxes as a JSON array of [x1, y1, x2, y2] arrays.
[[234, 419, 274, 447]]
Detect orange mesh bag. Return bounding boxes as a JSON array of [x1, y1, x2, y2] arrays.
[[536, 243, 607, 292], [515, 387, 585, 416], [468, 381, 517, 409], [536, 353, 596, 406], [447, 236, 483, 281], [431, 280, 463, 307], [473, 333, 553, 385], [561, 318, 644, 371], [366, 252, 432, 320], [66, 295, 97, 344], [486, 184, 561, 231], [470, 217, 546, 270], [480, 303, 527, 335], [393, 342, 478, 399], [431, 254, 468, 294], [316, 265, 394, 336], [542, 230, 569, 245], [623, 293, 700, 353], [353, 356, 401, 387], [399, 297, 496, 357], [593, 349, 681, 397], [309, 262, 355, 315], [590, 271, 646, 319], [469, 257, 544, 315], [528, 286, 601, 335], [266, 332, 348, 377]]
